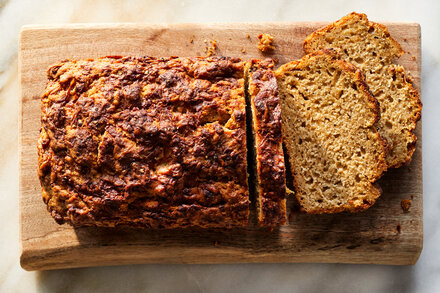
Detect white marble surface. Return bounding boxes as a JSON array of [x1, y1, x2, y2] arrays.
[[1, 0, 439, 292]]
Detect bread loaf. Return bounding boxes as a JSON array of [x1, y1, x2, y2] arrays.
[[38, 56, 250, 228]]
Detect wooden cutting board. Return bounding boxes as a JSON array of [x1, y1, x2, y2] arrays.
[[19, 22, 422, 270]]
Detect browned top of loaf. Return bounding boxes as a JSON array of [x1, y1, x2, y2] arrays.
[[38, 56, 249, 228], [248, 59, 286, 226]]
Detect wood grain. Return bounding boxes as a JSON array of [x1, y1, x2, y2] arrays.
[[19, 22, 422, 270]]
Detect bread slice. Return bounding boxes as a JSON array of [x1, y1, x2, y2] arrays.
[[275, 50, 387, 213], [246, 59, 286, 226], [304, 12, 422, 168]]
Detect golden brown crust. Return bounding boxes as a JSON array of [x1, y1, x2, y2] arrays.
[[276, 50, 388, 214], [38, 56, 249, 228], [247, 59, 287, 226]]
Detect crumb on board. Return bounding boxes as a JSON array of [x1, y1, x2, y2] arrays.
[[241, 48, 246, 53], [401, 199, 411, 212], [204, 39, 217, 57], [412, 55, 416, 61], [190, 39, 194, 43], [396, 224, 401, 234], [214, 241, 219, 246], [246, 34, 250, 39], [403, 37, 407, 42], [257, 33, 275, 53]]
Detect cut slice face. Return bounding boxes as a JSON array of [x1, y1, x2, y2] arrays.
[[304, 12, 422, 168], [275, 50, 387, 213], [247, 59, 287, 225]]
